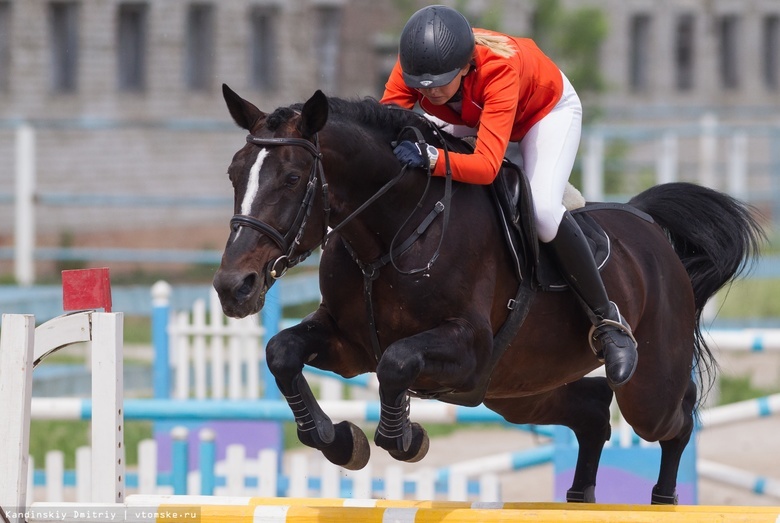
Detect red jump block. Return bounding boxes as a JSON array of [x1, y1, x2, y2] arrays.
[[62, 267, 113, 312]]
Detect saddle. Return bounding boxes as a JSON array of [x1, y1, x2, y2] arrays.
[[490, 160, 652, 291], [434, 132, 624, 290]]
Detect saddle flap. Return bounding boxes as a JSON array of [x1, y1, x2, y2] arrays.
[[491, 160, 538, 281], [537, 211, 610, 291], [490, 163, 611, 292]]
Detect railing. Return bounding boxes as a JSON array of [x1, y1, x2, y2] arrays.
[[2, 117, 779, 285], [28, 429, 503, 502]]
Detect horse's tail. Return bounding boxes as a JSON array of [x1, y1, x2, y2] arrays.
[[628, 182, 765, 398]]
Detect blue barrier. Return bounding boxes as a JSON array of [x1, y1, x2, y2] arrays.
[[260, 284, 282, 401], [152, 284, 170, 400], [199, 433, 217, 496], [33, 398, 548, 430]]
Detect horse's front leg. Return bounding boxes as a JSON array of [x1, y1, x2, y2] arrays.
[[374, 318, 487, 462], [265, 315, 371, 470]]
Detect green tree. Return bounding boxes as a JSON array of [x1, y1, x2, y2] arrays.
[[529, 0, 611, 189], [454, 0, 504, 31], [530, 0, 608, 98]]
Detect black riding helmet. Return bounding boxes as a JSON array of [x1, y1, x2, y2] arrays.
[[399, 5, 475, 89]]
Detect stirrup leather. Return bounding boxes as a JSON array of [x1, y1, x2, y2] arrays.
[[588, 305, 637, 361]]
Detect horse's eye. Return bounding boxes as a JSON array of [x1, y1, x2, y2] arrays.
[[285, 173, 301, 186]]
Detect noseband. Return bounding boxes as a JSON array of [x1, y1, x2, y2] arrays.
[[230, 134, 330, 279]]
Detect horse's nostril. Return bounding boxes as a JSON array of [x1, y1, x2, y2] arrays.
[[236, 273, 258, 300]]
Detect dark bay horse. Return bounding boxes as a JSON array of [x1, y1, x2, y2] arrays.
[[212, 84, 764, 504]]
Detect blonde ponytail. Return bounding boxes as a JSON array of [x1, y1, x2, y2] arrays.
[[473, 32, 517, 59]]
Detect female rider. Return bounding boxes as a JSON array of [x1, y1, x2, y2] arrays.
[[380, 5, 637, 388]]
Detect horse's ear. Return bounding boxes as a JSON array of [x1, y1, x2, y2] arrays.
[[222, 83, 265, 131], [298, 90, 329, 138]]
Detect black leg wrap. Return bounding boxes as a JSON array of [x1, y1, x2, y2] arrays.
[[388, 422, 429, 463], [566, 486, 596, 503], [375, 390, 412, 452], [651, 485, 679, 505], [284, 373, 335, 448], [374, 390, 430, 463]]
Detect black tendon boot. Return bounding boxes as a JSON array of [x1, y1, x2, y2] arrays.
[[547, 212, 638, 388]]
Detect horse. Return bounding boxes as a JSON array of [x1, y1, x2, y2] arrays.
[[212, 84, 764, 504]]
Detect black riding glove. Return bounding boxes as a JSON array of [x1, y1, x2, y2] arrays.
[[393, 140, 426, 169]]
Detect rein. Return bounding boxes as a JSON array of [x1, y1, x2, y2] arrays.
[[232, 118, 455, 363], [340, 121, 455, 361]]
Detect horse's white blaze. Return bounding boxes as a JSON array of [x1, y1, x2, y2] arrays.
[[241, 148, 268, 215], [232, 149, 268, 242]]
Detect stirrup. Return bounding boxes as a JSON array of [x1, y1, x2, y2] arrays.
[[588, 304, 637, 360]]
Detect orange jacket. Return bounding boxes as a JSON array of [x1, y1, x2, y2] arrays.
[[381, 30, 563, 184]]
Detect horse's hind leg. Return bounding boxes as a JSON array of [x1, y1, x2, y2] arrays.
[[651, 379, 697, 505], [484, 376, 613, 503], [559, 377, 614, 503], [266, 316, 371, 470]]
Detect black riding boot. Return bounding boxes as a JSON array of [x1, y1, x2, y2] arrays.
[[547, 212, 638, 388]]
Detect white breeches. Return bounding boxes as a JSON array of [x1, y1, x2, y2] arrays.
[[514, 71, 582, 243], [425, 71, 583, 243]]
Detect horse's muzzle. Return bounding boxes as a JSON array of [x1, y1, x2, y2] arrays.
[[212, 269, 267, 318]]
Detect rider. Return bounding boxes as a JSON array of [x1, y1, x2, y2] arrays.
[[380, 5, 638, 388]]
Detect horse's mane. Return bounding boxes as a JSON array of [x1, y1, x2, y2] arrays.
[[266, 97, 433, 142], [326, 97, 425, 135]]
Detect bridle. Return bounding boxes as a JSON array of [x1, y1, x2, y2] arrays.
[[230, 134, 330, 280], [232, 130, 421, 281], [231, 117, 453, 316], [232, 119, 455, 361]]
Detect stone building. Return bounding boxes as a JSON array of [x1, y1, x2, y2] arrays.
[[595, 0, 780, 123], [0, 0, 777, 277]]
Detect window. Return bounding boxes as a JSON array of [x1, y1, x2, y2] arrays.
[[250, 6, 277, 93], [0, 2, 10, 92], [674, 14, 695, 91], [49, 1, 80, 93], [117, 3, 148, 92], [185, 3, 214, 91], [763, 15, 779, 90], [629, 14, 651, 92], [315, 6, 342, 94], [717, 14, 740, 90]]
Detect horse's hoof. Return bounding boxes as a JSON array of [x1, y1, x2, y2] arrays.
[[651, 485, 678, 505], [566, 486, 596, 503], [322, 421, 370, 470], [388, 423, 429, 463]]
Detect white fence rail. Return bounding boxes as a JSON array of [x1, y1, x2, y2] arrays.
[[169, 289, 264, 400], [28, 436, 500, 503], [163, 286, 361, 402]]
